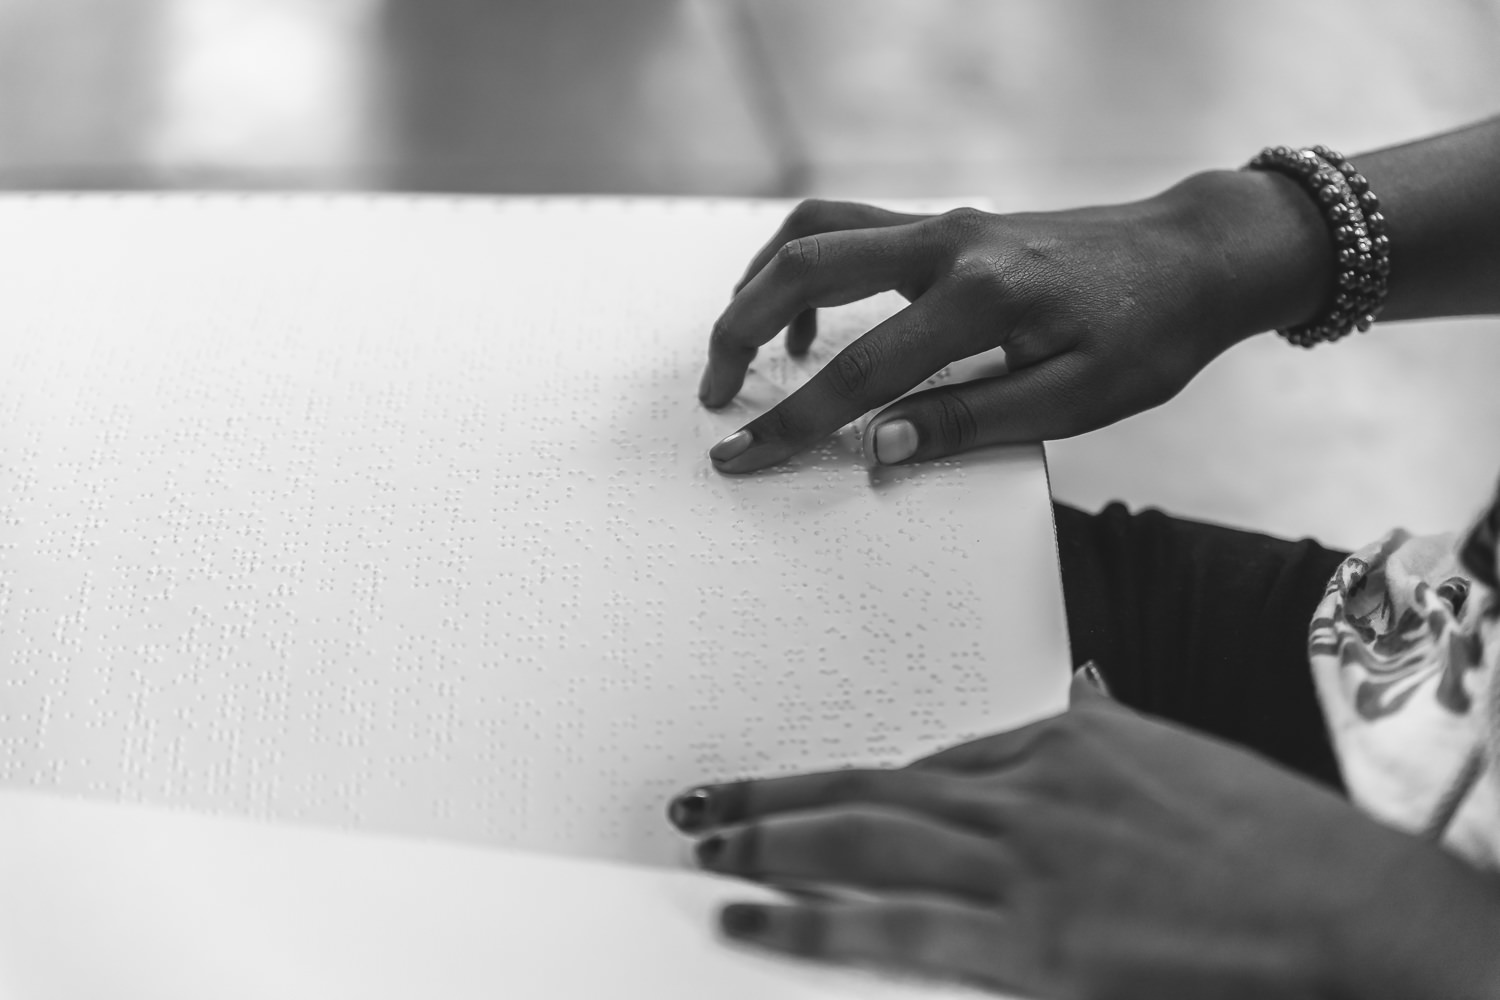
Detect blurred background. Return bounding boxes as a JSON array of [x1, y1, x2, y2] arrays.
[[2, 0, 1497, 549]]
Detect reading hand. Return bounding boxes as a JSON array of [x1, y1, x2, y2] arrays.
[[698, 176, 1331, 473], [667, 672, 1500, 999]]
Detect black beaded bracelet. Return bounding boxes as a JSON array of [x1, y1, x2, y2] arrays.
[[1246, 145, 1391, 347]]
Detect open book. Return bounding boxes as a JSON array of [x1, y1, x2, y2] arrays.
[[0, 195, 1068, 997]]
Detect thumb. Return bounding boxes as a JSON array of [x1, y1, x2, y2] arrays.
[[1069, 660, 1113, 706], [861, 354, 1098, 466]]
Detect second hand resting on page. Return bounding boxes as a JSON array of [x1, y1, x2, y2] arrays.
[[666, 671, 1498, 999]]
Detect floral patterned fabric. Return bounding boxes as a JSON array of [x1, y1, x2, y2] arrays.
[[1310, 477, 1500, 869]]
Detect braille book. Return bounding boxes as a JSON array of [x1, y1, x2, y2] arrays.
[[0, 195, 1065, 996]]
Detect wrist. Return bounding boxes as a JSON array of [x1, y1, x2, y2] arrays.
[[1152, 168, 1333, 348]]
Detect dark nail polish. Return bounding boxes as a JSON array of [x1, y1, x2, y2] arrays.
[[668, 788, 713, 832], [696, 833, 727, 867], [720, 903, 768, 937]]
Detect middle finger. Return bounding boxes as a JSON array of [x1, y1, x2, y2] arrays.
[[701, 220, 941, 409], [696, 807, 1014, 905], [732, 199, 934, 296]]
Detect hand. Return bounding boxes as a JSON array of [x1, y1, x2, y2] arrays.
[[699, 173, 1330, 473], [667, 672, 1500, 998]]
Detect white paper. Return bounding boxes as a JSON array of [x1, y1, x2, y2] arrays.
[[0, 788, 995, 1000], [0, 195, 1068, 868]]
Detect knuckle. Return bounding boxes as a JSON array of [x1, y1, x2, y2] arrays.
[[709, 318, 749, 357], [934, 207, 996, 253], [947, 253, 1006, 295], [930, 392, 979, 453], [787, 198, 830, 228], [826, 343, 880, 402], [752, 403, 808, 445], [939, 205, 987, 234], [773, 236, 822, 279]]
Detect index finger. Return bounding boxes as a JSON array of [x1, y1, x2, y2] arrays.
[[666, 766, 993, 835], [710, 298, 949, 474], [702, 220, 940, 409]]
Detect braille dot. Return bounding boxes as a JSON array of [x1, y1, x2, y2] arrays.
[[0, 196, 1056, 867]]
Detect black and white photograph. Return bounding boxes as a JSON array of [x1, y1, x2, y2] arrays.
[[1, 2, 1498, 997]]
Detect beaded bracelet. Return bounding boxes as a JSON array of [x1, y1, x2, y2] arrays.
[[1246, 145, 1391, 347]]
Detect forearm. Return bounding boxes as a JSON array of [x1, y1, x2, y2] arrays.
[[1360, 116, 1500, 321], [1154, 115, 1500, 349]]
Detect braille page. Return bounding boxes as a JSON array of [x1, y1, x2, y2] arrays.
[[0, 788, 1003, 1000], [0, 196, 1069, 866]]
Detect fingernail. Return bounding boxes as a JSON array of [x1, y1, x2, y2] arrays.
[[668, 788, 714, 832], [1079, 660, 1112, 696], [710, 429, 752, 463], [720, 903, 769, 938], [872, 419, 918, 465], [696, 833, 727, 868], [697, 368, 713, 403]]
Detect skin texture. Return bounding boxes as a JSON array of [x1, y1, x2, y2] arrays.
[[698, 180, 1323, 473], [681, 117, 1500, 993], [699, 117, 1500, 474], [669, 675, 1500, 999]]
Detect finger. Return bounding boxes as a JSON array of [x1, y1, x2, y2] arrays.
[[732, 199, 933, 297], [696, 808, 1012, 904], [702, 222, 939, 410], [667, 766, 994, 836], [718, 898, 1029, 995], [710, 300, 950, 474], [1069, 661, 1114, 705], [860, 351, 1108, 466], [903, 715, 1057, 774], [785, 308, 817, 357], [734, 202, 931, 366]]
